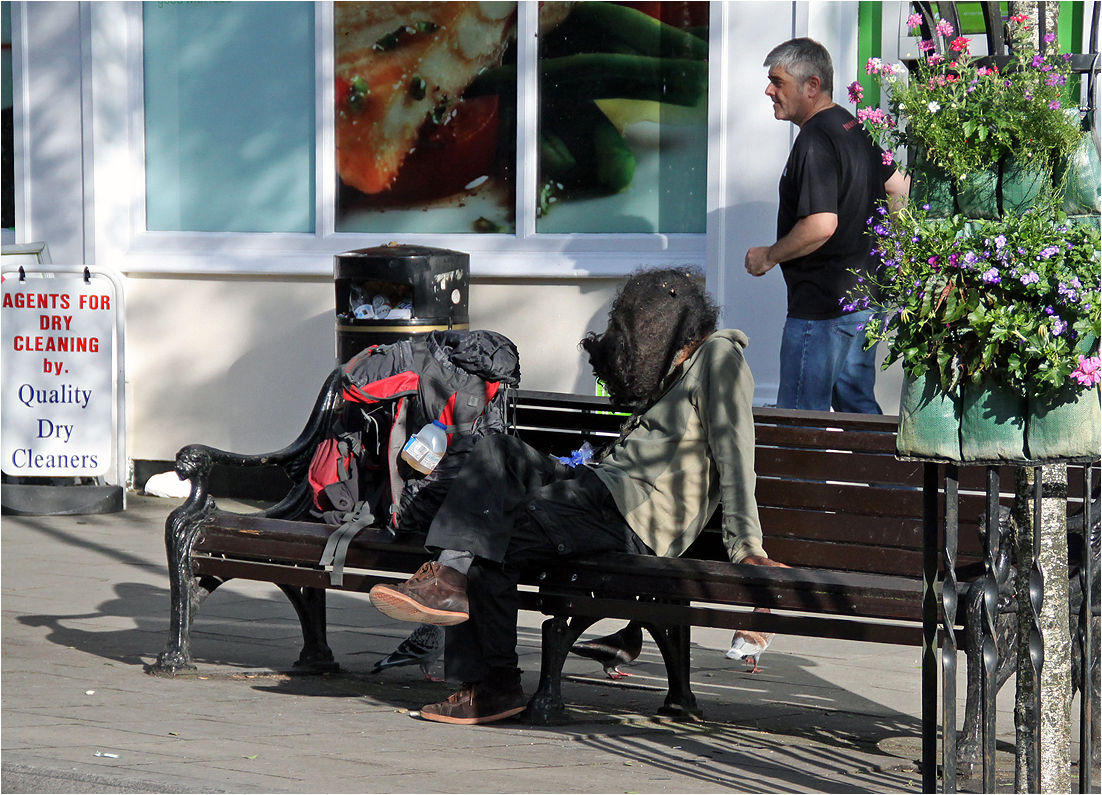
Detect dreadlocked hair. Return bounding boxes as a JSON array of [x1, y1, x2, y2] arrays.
[[581, 266, 720, 412]]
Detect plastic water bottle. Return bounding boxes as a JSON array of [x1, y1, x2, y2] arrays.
[[400, 419, 447, 474]]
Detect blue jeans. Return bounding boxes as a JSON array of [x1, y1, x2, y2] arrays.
[[777, 310, 882, 414]]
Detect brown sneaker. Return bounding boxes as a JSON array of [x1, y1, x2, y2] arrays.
[[419, 679, 528, 725], [369, 561, 469, 626]]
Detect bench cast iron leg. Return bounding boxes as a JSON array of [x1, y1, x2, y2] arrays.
[[526, 615, 598, 725], [645, 621, 702, 720], [279, 585, 339, 673], [149, 489, 218, 676]]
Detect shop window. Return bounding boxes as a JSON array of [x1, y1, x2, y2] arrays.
[[143, 1, 315, 233], [332, 1, 708, 236], [536, 2, 709, 233], [333, 2, 518, 234]]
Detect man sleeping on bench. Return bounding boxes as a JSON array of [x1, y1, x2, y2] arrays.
[[369, 266, 787, 725]]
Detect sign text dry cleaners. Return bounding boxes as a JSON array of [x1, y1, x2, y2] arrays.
[[2, 278, 116, 476]]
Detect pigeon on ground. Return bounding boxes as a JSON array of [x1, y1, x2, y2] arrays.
[[570, 621, 644, 679], [372, 623, 444, 681], [725, 608, 773, 674]]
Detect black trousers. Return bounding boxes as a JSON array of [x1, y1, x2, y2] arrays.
[[424, 434, 648, 680]]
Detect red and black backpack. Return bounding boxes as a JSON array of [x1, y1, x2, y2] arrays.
[[308, 330, 520, 583]]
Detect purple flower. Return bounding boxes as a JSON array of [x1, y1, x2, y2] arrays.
[[1039, 245, 1061, 259], [963, 251, 979, 266], [1043, 32, 1056, 44], [994, 234, 1007, 249], [1052, 316, 1067, 336], [1058, 282, 1079, 301], [981, 268, 1001, 284], [1020, 271, 1040, 285], [1049, 100, 1062, 110], [1032, 54, 1046, 68]]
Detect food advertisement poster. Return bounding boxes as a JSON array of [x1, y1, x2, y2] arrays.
[[334, 1, 708, 235]]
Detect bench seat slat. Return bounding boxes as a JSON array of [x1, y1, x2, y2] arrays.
[[533, 594, 931, 645], [756, 447, 923, 485]]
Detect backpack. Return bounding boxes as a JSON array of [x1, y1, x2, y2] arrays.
[[308, 329, 521, 584]]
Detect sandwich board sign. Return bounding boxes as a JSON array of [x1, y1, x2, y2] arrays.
[[1, 265, 126, 499]]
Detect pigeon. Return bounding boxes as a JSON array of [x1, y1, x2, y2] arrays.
[[570, 621, 643, 679], [725, 608, 773, 674], [372, 623, 444, 681]]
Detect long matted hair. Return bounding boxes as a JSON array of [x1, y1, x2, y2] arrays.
[[581, 267, 720, 412]]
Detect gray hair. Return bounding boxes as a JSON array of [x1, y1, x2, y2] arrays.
[[763, 38, 834, 97]]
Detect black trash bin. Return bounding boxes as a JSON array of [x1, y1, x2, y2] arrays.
[[334, 244, 469, 364]]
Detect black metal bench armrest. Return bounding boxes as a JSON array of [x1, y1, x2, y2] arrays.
[[174, 369, 344, 517]]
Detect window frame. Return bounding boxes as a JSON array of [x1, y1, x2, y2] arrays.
[[91, 1, 717, 278]]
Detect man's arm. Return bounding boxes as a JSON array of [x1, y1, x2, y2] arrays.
[[884, 169, 910, 216], [695, 339, 770, 564], [744, 211, 838, 277]]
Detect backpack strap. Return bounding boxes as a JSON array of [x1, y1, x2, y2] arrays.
[[440, 386, 489, 435], [319, 501, 375, 587], [387, 396, 410, 527]]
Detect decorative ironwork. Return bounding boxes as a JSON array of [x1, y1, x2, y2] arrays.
[[1079, 466, 1097, 794], [980, 466, 1001, 793], [942, 464, 960, 793]]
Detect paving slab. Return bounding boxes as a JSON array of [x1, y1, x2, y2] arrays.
[[2, 492, 1079, 793]]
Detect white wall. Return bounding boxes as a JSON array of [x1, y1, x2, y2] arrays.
[[121, 274, 620, 459]]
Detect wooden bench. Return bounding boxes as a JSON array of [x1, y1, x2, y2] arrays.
[[148, 374, 1096, 776]]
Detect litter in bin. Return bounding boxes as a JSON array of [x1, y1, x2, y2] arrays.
[[351, 294, 413, 320]]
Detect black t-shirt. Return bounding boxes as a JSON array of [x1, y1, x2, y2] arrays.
[[776, 104, 897, 320]]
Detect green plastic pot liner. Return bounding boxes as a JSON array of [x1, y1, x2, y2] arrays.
[[897, 373, 1100, 463], [911, 133, 1100, 219], [898, 373, 963, 460], [1026, 382, 1102, 461], [960, 378, 1028, 461]]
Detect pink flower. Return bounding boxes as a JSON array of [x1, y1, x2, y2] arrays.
[[928, 53, 945, 66], [848, 80, 864, 104], [866, 57, 883, 75], [1071, 355, 1102, 387], [950, 36, 971, 52], [919, 39, 936, 53], [935, 18, 955, 37], [882, 151, 895, 166], [907, 13, 923, 29]]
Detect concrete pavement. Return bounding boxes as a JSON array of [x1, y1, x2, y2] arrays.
[[0, 492, 1052, 793]]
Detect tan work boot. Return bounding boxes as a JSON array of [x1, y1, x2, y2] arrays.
[[369, 561, 469, 626]]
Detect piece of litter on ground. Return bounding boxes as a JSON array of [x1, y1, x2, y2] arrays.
[[244, 754, 258, 760], [85, 690, 95, 695], [408, 710, 420, 719], [94, 752, 119, 758]]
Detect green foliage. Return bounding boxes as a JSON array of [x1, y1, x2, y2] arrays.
[[856, 203, 1101, 397], [858, 16, 1083, 181]]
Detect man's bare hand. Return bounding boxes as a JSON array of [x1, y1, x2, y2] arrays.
[[744, 247, 776, 277], [741, 555, 790, 568]]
